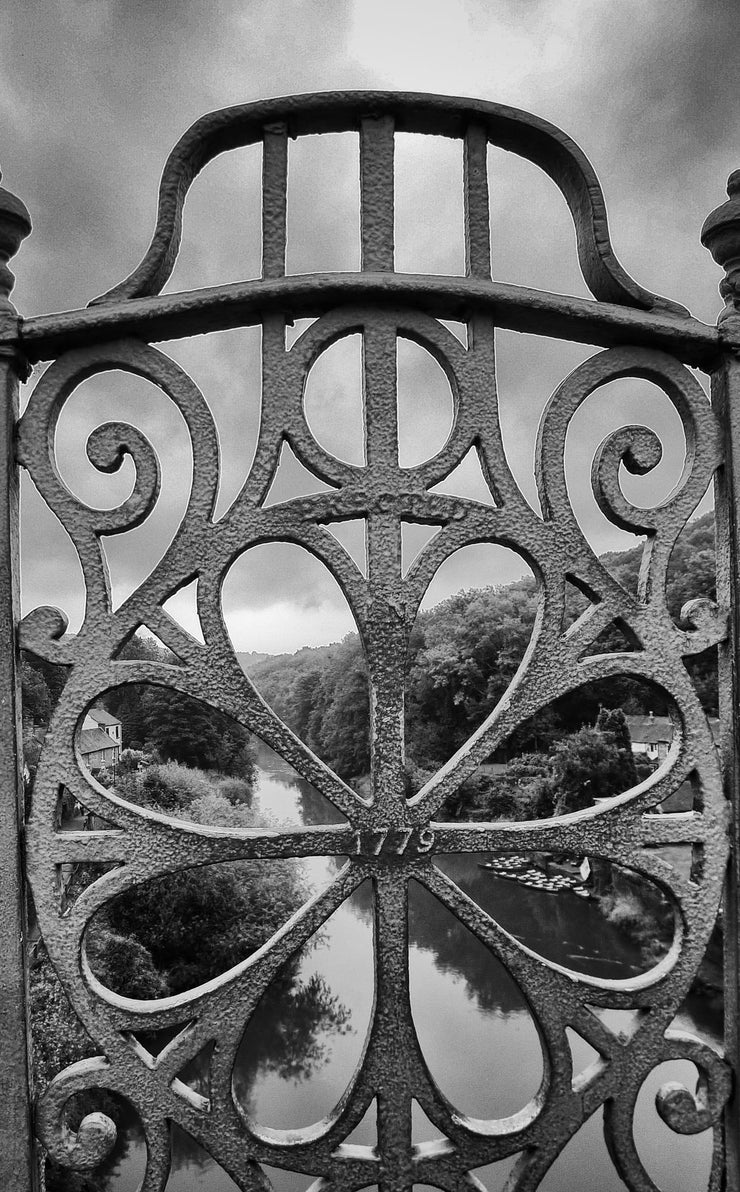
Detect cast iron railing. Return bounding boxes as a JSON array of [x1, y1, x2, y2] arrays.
[[1, 92, 739, 1191]]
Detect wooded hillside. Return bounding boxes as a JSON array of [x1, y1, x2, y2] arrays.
[[248, 513, 717, 781]]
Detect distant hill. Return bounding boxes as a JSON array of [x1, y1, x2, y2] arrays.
[[599, 511, 715, 613], [21, 511, 717, 784], [238, 512, 717, 780], [237, 650, 283, 673]]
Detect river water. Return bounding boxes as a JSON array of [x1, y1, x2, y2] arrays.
[[101, 742, 722, 1192]]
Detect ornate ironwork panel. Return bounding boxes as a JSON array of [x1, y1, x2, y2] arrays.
[[1, 93, 739, 1191]]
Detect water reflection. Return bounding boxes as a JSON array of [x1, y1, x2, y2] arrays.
[[409, 880, 543, 1121], [91, 741, 719, 1192], [237, 883, 373, 1134], [432, 854, 653, 983]]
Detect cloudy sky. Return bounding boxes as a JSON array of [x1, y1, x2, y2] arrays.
[[2, 0, 737, 653]]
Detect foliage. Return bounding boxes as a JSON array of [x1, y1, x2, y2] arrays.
[[116, 746, 152, 775], [141, 686, 256, 779], [253, 636, 370, 781], [216, 776, 254, 806], [30, 946, 95, 1089], [117, 759, 216, 812], [102, 857, 301, 993], [248, 514, 718, 783], [21, 657, 52, 725], [405, 581, 538, 764], [85, 929, 168, 999], [548, 726, 634, 814], [89, 785, 304, 994], [463, 722, 640, 822], [103, 633, 173, 745], [23, 727, 43, 783]]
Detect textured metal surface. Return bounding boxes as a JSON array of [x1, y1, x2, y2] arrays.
[[3, 94, 737, 1191], [0, 177, 38, 1192]]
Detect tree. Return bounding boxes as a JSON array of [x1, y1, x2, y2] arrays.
[[595, 706, 638, 787], [85, 930, 168, 999], [21, 658, 52, 725], [313, 650, 370, 779], [104, 633, 177, 746], [549, 724, 636, 815], [405, 581, 538, 764], [99, 790, 302, 993], [141, 687, 256, 779]]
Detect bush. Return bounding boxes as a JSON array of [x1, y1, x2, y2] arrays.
[[119, 761, 216, 812], [217, 777, 254, 807], [85, 930, 168, 1000], [117, 747, 151, 776], [30, 946, 94, 1089], [599, 890, 645, 934]]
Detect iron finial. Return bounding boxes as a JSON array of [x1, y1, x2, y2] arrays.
[[701, 171, 740, 324], [0, 168, 32, 314]]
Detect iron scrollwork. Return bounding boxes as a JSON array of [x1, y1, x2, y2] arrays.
[[16, 95, 732, 1191]]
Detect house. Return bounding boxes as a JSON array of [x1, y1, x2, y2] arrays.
[[625, 712, 720, 765], [624, 713, 673, 763], [84, 707, 122, 747], [624, 712, 720, 812], [79, 707, 122, 772]]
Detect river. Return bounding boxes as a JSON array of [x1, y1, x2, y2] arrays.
[[99, 742, 722, 1192]]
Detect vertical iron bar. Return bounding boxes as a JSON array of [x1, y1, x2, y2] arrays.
[[0, 346, 38, 1192], [262, 123, 288, 280], [713, 355, 740, 1192], [463, 123, 491, 281], [702, 174, 740, 1190], [362, 319, 405, 818], [373, 871, 413, 1192], [0, 175, 36, 1192], [360, 116, 395, 272]]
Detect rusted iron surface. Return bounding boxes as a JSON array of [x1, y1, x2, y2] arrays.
[[4, 94, 737, 1191], [704, 172, 740, 1191], [0, 177, 38, 1191], [12, 274, 720, 367]]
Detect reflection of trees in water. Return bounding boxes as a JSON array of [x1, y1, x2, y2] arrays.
[[233, 969, 352, 1120], [80, 968, 352, 1190], [406, 856, 667, 1019], [255, 752, 347, 827], [408, 879, 529, 1018], [421, 856, 651, 996], [295, 780, 347, 826]]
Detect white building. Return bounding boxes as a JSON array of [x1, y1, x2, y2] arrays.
[[80, 707, 122, 771]]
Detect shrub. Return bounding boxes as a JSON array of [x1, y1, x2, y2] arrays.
[[217, 776, 254, 807]]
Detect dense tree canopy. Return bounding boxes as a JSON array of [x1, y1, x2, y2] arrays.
[[252, 513, 717, 781]]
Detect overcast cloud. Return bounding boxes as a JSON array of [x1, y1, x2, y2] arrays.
[[2, 0, 737, 652]]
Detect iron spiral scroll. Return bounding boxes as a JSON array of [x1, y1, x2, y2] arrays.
[[17, 94, 732, 1192]]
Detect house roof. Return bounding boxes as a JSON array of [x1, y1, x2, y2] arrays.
[[86, 707, 120, 727], [625, 714, 720, 746], [625, 715, 673, 745], [80, 728, 118, 755]]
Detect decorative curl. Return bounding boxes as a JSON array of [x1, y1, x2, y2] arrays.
[[677, 597, 729, 654], [591, 424, 663, 533], [36, 1060, 117, 1171], [36, 1056, 172, 1190], [59, 1112, 118, 1171], [84, 420, 160, 535], [655, 1034, 731, 1135], [17, 340, 219, 618], [19, 604, 72, 664], [535, 347, 721, 607]]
